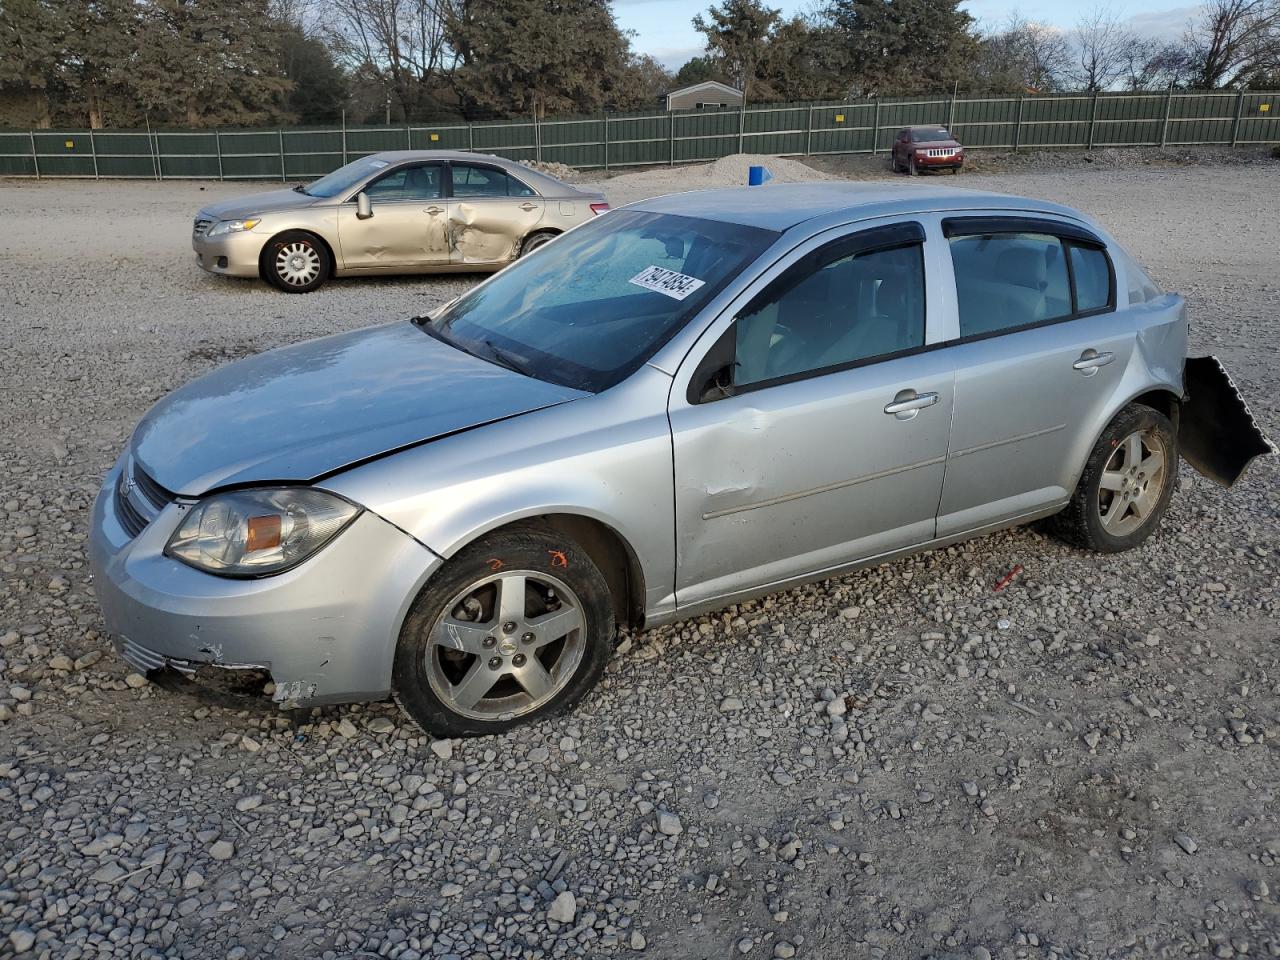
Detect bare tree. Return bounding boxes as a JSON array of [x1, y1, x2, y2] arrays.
[[1068, 6, 1138, 90], [993, 13, 1072, 92], [1184, 0, 1280, 87], [323, 0, 452, 119]]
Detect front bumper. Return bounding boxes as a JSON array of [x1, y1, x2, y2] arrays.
[[87, 458, 442, 707], [192, 228, 266, 278], [915, 152, 964, 169]]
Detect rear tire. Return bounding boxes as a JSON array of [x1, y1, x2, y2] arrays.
[[1050, 404, 1177, 553], [263, 231, 330, 293], [393, 524, 614, 738], [519, 231, 558, 257]]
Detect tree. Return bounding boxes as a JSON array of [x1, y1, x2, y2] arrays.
[[673, 55, 726, 87], [1068, 6, 1138, 91], [1183, 0, 1280, 88], [821, 0, 982, 96], [280, 25, 349, 124], [446, 0, 633, 119], [608, 53, 672, 111], [692, 0, 781, 101], [757, 15, 847, 100], [0, 0, 66, 126], [974, 14, 1071, 93]]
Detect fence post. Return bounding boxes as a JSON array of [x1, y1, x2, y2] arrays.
[[1013, 96, 1024, 151], [602, 110, 609, 172], [405, 124, 411, 150], [341, 110, 348, 164], [1087, 92, 1099, 149], [468, 122, 474, 153], [534, 111, 542, 162], [948, 92, 956, 130], [1230, 89, 1245, 146], [806, 104, 814, 156], [669, 112, 675, 166], [89, 128, 99, 180], [737, 101, 746, 154], [871, 100, 879, 154], [28, 130, 40, 179], [1160, 86, 1173, 147], [278, 129, 286, 181], [214, 128, 223, 180]]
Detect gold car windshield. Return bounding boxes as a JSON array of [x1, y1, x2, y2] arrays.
[[426, 211, 777, 392]]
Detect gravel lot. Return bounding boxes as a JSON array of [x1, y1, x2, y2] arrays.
[[1, 154, 1278, 960]]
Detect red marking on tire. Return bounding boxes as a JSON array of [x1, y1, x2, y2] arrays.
[[487, 558, 505, 571], [548, 550, 568, 568]]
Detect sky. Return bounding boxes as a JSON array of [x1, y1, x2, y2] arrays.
[[614, 0, 1202, 71]]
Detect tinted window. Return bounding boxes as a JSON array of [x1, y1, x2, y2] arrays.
[[949, 233, 1072, 337], [451, 164, 530, 198], [734, 242, 925, 387], [913, 128, 952, 142], [302, 155, 390, 198], [1070, 245, 1111, 312], [426, 210, 776, 392], [364, 164, 442, 201]]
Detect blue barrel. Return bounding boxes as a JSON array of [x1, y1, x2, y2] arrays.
[[748, 165, 771, 186]]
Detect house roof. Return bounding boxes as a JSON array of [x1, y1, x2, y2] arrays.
[[664, 80, 743, 99]]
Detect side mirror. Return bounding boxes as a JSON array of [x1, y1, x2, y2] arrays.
[[698, 364, 736, 404], [356, 192, 373, 220]]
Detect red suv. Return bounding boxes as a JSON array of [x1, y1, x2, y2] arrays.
[[891, 126, 964, 175]]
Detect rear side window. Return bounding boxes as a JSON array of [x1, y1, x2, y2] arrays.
[[948, 231, 1115, 338], [1070, 245, 1110, 312], [734, 242, 926, 388], [451, 164, 536, 198]]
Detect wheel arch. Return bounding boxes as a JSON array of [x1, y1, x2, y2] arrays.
[[1069, 384, 1182, 493]]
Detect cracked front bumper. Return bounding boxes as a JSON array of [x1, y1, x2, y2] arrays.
[[192, 229, 266, 278], [87, 459, 442, 706]]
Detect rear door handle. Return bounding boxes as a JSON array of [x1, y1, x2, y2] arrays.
[[1073, 349, 1115, 375], [884, 389, 939, 419], [425, 206, 443, 215], [519, 202, 538, 212]]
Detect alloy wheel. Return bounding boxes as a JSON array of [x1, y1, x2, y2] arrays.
[[426, 570, 585, 721], [275, 241, 321, 287], [1097, 428, 1167, 537]]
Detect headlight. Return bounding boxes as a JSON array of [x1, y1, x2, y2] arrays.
[[165, 488, 360, 577], [207, 218, 261, 237]]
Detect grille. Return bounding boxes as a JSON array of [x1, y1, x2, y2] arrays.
[[118, 636, 193, 675], [115, 455, 175, 539], [193, 217, 213, 237], [924, 148, 957, 158]]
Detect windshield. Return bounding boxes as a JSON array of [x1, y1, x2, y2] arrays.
[[426, 210, 777, 392], [913, 128, 953, 142], [301, 155, 392, 198]]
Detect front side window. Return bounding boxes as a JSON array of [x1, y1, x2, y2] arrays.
[[426, 210, 776, 392], [303, 155, 391, 198], [733, 241, 926, 388], [364, 163, 442, 201], [451, 164, 534, 198], [949, 232, 1073, 338]]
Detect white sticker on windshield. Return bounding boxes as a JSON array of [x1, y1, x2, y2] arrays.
[[369, 159, 389, 168], [629, 265, 706, 301]]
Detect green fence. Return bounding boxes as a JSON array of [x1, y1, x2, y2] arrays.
[[2, 89, 1276, 180]]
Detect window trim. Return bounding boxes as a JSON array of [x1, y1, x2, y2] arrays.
[[687, 223, 929, 404], [942, 217, 1117, 346]]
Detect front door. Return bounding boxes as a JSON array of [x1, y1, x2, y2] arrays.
[[336, 161, 450, 270], [937, 218, 1135, 535], [448, 162, 545, 265], [668, 222, 955, 609]]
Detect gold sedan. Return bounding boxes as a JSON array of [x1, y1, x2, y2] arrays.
[[191, 151, 610, 293]]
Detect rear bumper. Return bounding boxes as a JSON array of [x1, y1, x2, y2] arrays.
[[192, 230, 265, 278], [88, 457, 443, 706]]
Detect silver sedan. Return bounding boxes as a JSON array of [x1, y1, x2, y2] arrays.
[[91, 183, 1272, 736]]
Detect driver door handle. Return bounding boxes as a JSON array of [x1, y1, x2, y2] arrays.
[[884, 389, 939, 419]]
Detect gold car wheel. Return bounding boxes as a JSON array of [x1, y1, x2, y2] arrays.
[[275, 241, 322, 287]]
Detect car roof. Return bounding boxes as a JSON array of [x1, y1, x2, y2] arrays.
[[365, 150, 576, 192], [627, 182, 1089, 232]]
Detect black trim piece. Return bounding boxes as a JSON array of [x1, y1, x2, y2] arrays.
[[942, 215, 1103, 246]]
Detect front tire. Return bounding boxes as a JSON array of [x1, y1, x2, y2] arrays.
[[264, 231, 330, 293], [393, 524, 614, 738], [1051, 404, 1177, 553], [908, 157, 919, 176]]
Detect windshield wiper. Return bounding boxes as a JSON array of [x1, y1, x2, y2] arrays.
[[480, 339, 532, 377], [292, 183, 310, 195]]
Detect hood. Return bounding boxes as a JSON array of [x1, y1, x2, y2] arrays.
[[914, 139, 962, 150], [132, 322, 587, 496], [199, 187, 320, 220]]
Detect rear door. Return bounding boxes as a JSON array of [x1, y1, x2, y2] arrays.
[[447, 162, 545, 265], [336, 161, 449, 269], [668, 221, 956, 609], [936, 215, 1134, 536]]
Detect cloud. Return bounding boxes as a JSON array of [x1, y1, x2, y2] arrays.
[[649, 45, 706, 70], [1124, 4, 1200, 43]]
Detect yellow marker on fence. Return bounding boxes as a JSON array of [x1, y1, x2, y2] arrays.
[[430, 133, 440, 141], [1261, 104, 1271, 113], [65, 139, 75, 149], [835, 114, 845, 123]]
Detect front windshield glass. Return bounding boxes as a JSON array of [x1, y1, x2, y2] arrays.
[[426, 210, 777, 392], [913, 128, 952, 142], [302, 155, 392, 198]]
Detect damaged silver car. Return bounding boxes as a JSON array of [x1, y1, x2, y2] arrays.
[[90, 183, 1273, 737]]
